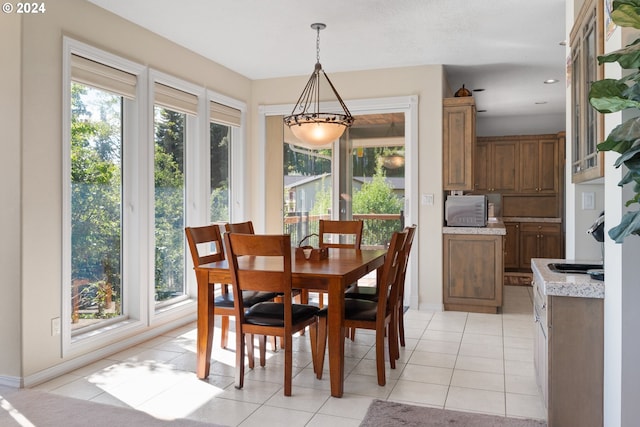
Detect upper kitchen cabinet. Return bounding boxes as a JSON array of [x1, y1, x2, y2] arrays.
[[474, 138, 518, 193], [519, 136, 559, 194], [570, 0, 604, 183], [443, 97, 475, 191]]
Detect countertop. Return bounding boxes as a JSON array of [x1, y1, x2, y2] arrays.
[[442, 219, 506, 235], [531, 258, 604, 299]]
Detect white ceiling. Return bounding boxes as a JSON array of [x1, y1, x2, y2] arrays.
[[88, 0, 567, 133]]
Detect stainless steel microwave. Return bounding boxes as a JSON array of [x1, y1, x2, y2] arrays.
[[445, 195, 487, 227]]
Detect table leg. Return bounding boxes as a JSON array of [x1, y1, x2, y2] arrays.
[[328, 282, 345, 397], [196, 269, 214, 379]]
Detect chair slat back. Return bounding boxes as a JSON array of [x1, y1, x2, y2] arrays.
[[224, 221, 255, 234], [185, 225, 224, 267], [375, 230, 407, 320], [319, 219, 363, 249], [224, 233, 293, 317]]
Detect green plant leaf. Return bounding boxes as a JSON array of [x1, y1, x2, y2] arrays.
[[597, 117, 640, 152], [614, 144, 640, 166], [598, 38, 640, 68], [608, 209, 640, 242], [589, 80, 640, 113], [612, 2, 640, 29]]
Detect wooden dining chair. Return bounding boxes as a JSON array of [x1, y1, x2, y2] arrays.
[[344, 225, 416, 349], [224, 232, 320, 396], [224, 220, 255, 234], [316, 219, 364, 308], [185, 225, 278, 358], [316, 230, 407, 386]]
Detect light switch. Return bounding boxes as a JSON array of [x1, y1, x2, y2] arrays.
[[421, 193, 434, 206], [582, 192, 595, 210]]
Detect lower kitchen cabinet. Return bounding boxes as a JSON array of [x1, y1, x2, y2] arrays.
[[504, 222, 520, 270], [443, 233, 503, 313], [533, 269, 604, 427], [519, 223, 562, 270]]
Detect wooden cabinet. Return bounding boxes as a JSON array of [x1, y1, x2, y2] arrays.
[[519, 137, 559, 193], [533, 275, 603, 427], [474, 139, 518, 193], [443, 233, 503, 313], [476, 135, 558, 194], [443, 97, 475, 191], [519, 223, 563, 270], [503, 222, 520, 270]]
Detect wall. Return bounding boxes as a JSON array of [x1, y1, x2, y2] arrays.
[[477, 113, 565, 137], [7, 0, 251, 381], [250, 66, 446, 310], [0, 13, 23, 384]]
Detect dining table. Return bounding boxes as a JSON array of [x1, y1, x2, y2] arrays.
[[194, 247, 386, 398]]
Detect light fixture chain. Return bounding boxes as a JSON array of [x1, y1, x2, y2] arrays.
[[316, 26, 321, 63]]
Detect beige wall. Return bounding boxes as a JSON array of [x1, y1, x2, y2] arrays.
[[4, 0, 449, 384], [1, 12, 23, 382], [250, 66, 446, 310], [9, 0, 251, 380]]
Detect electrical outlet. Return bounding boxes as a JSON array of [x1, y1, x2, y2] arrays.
[[51, 317, 61, 336]]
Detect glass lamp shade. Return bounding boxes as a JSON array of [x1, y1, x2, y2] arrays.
[[289, 121, 347, 146]]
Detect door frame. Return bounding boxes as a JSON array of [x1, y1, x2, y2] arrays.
[[259, 95, 419, 308]]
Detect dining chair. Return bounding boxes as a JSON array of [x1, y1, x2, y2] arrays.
[[316, 230, 407, 386], [317, 219, 364, 308], [343, 225, 416, 349], [184, 225, 278, 359], [224, 232, 320, 396]]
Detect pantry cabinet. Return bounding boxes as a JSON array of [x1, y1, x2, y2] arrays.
[[474, 139, 518, 193]]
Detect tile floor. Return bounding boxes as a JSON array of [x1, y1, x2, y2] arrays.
[[33, 285, 546, 426]]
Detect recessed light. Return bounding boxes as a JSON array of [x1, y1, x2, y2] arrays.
[[559, 40, 567, 46], [473, 88, 485, 92], [477, 109, 488, 113], [535, 101, 548, 105], [544, 79, 559, 84]]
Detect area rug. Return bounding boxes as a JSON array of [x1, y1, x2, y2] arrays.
[[360, 400, 546, 427], [0, 386, 223, 427]]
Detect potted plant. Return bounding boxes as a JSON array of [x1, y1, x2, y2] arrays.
[[589, 0, 640, 242]]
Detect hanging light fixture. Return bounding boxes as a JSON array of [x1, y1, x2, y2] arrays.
[[284, 23, 354, 146]]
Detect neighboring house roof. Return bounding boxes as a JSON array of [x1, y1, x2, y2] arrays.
[[285, 174, 405, 191]]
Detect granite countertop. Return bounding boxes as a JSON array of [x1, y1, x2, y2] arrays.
[[442, 220, 506, 235], [531, 258, 604, 299]]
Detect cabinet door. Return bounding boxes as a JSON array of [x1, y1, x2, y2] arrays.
[[539, 225, 563, 259], [443, 234, 503, 312], [504, 222, 520, 270], [474, 141, 490, 192], [519, 140, 539, 193], [520, 223, 563, 269], [519, 226, 539, 270], [492, 141, 518, 192], [443, 98, 475, 191], [538, 138, 559, 193]]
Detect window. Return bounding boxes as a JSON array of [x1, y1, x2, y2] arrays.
[[209, 102, 241, 223], [570, 0, 604, 183], [68, 54, 135, 334], [153, 83, 198, 305]]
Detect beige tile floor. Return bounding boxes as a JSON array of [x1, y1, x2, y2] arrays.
[[34, 285, 546, 426]]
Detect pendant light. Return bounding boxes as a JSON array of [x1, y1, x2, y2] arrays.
[[284, 23, 354, 146]]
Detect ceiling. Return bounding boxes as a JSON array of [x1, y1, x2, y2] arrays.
[[88, 0, 567, 134]]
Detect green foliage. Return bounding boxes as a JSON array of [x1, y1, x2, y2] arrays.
[[353, 166, 404, 246], [589, 0, 640, 242]]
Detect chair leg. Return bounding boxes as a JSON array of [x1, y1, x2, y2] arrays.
[[308, 320, 318, 375], [235, 331, 245, 389], [388, 322, 398, 369], [258, 335, 267, 367], [398, 303, 406, 348], [220, 315, 230, 349], [270, 336, 278, 352], [316, 315, 327, 379], [246, 333, 255, 369], [375, 328, 386, 386], [284, 334, 293, 396], [318, 292, 324, 308]]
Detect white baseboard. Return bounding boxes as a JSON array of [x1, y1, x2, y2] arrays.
[[0, 375, 22, 388]]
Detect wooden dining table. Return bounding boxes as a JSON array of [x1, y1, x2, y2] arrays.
[[194, 247, 386, 397]]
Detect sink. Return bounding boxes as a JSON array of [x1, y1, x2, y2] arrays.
[[547, 263, 603, 274]]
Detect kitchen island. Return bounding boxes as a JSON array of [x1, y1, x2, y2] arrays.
[[442, 221, 506, 313], [531, 258, 603, 427]]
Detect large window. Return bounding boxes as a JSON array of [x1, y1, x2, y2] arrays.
[[64, 39, 246, 347]]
